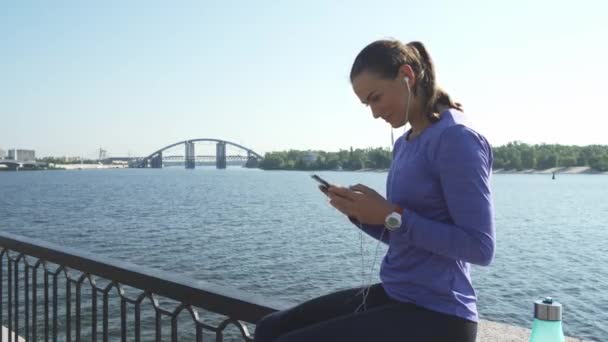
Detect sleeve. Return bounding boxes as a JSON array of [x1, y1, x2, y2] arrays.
[[349, 217, 390, 245], [398, 125, 495, 266]]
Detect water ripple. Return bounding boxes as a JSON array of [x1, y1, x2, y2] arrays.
[[1, 170, 606, 341]]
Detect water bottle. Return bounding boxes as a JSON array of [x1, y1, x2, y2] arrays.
[[529, 297, 565, 342]]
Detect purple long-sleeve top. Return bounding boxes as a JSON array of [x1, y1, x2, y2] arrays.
[[357, 109, 495, 322]]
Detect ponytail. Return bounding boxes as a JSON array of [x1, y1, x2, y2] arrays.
[[407, 42, 462, 121]]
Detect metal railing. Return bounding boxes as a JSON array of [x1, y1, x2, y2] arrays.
[[0, 232, 288, 341]]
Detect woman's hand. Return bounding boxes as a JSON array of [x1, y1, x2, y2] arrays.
[[327, 184, 396, 225]]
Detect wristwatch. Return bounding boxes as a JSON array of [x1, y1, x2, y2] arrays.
[[384, 206, 404, 231]]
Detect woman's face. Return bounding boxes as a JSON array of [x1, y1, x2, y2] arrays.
[[352, 70, 409, 128]]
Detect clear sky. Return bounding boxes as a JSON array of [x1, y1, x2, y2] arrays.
[[1, 0, 607, 158]]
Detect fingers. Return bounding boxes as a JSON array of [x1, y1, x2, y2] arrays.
[[328, 192, 353, 216], [327, 186, 355, 200], [349, 183, 373, 194], [331, 203, 351, 217], [318, 185, 329, 195]]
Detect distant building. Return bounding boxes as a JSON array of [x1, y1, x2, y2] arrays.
[[0, 148, 5, 159], [7, 149, 36, 162], [302, 151, 318, 165]]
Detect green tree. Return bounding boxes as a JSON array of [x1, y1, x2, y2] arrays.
[[257, 142, 608, 172], [520, 147, 537, 169], [259, 153, 285, 170], [589, 154, 608, 171], [367, 148, 391, 169], [537, 153, 558, 170]]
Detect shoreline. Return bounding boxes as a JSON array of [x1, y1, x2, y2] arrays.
[[353, 166, 607, 175], [493, 166, 607, 175], [2, 165, 606, 175], [283, 166, 608, 174]]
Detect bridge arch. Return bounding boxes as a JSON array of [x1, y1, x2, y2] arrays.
[[138, 139, 263, 169]]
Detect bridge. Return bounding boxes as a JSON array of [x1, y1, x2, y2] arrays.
[[0, 159, 46, 170], [137, 138, 263, 169]]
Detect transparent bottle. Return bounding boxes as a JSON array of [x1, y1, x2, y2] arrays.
[[529, 297, 565, 342]]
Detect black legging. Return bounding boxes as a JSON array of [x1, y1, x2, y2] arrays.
[[253, 283, 477, 342]]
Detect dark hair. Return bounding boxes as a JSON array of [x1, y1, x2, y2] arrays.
[[350, 39, 462, 121]]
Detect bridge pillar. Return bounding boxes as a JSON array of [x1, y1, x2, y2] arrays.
[[151, 152, 163, 168], [216, 142, 226, 169], [185, 141, 195, 169], [245, 151, 259, 168]]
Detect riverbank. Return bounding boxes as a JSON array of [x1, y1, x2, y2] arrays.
[[493, 166, 607, 175], [320, 165, 607, 174], [53, 163, 128, 170], [2, 164, 606, 174], [0, 163, 128, 171], [261, 166, 607, 174]]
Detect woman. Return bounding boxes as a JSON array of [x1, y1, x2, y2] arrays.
[[254, 39, 495, 342]]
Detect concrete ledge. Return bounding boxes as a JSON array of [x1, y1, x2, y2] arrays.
[[479, 320, 581, 342], [2, 326, 25, 342], [3, 321, 584, 341]]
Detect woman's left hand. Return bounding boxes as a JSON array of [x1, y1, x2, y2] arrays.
[[327, 184, 396, 225]]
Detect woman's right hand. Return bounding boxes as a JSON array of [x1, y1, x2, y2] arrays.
[[327, 184, 394, 226], [325, 186, 351, 217]]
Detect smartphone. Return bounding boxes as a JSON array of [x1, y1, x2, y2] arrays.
[[311, 174, 331, 193]]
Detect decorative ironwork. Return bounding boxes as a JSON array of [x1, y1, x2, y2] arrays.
[[0, 233, 288, 341]]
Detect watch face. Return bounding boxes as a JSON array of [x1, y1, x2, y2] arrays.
[[387, 216, 400, 228]]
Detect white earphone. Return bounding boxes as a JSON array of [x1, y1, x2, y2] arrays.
[[358, 75, 414, 314], [391, 76, 412, 146], [403, 76, 412, 125]]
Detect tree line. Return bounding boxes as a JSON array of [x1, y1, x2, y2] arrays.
[[259, 142, 608, 172], [259, 147, 392, 171], [493, 142, 608, 171]]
